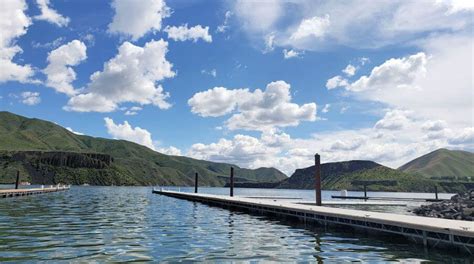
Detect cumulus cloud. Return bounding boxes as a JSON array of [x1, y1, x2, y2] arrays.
[[422, 120, 448, 132], [164, 24, 212, 43], [34, 0, 70, 27], [283, 49, 301, 59], [374, 109, 412, 130], [43, 40, 87, 96], [65, 39, 175, 112], [158, 146, 182, 156], [233, 0, 283, 33], [104, 117, 155, 150], [188, 80, 317, 131], [108, 0, 170, 41], [0, 0, 35, 83], [20, 91, 41, 105], [448, 128, 474, 145], [347, 52, 427, 92], [325, 75, 348, 89], [342, 64, 356, 76], [290, 15, 330, 41]]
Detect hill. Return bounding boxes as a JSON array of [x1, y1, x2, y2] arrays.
[[399, 148, 474, 179], [278, 160, 438, 192], [0, 111, 287, 186]]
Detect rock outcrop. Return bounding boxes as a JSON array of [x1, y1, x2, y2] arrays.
[[413, 190, 474, 221]]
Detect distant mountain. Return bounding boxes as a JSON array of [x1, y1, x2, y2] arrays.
[[399, 148, 474, 179], [0, 111, 287, 186], [278, 160, 437, 192]]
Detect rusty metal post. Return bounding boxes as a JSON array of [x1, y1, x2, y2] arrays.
[[315, 154, 321, 206], [15, 171, 20, 189], [230, 167, 234, 197], [195, 172, 198, 193]]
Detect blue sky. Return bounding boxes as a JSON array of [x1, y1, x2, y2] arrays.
[[1, 0, 473, 175]]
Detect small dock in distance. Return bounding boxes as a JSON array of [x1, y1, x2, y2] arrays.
[[153, 189, 474, 253], [0, 186, 70, 198]]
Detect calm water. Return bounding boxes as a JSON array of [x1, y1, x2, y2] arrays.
[[0, 186, 470, 262]]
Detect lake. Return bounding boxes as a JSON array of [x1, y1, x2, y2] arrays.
[[0, 186, 470, 262]]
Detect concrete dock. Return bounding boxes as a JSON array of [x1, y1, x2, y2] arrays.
[[153, 189, 474, 253], [0, 186, 70, 198]]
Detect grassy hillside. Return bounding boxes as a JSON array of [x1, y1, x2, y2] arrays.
[[0, 111, 287, 186], [278, 160, 440, 192], [399, 148, 474, 179]]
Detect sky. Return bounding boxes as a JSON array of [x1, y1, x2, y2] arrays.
[[0, 0, 473, 175]]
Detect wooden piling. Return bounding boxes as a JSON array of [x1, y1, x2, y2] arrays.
[[435, 185, 438, 200], [364, 185, 367, 200], [15, 171, 20, 190], [230, 167, 234, 197], [315, 154, 321, 206], [195, 172, 198, 193]]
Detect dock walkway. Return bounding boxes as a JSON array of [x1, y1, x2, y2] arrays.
[[0, 186, 70, 198], [153, 189, 474, 253]]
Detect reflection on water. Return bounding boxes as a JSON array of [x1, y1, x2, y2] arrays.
[[0, 187, 470, 262]]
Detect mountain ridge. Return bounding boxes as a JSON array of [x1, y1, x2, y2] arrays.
[[0, 111, 287, 186]]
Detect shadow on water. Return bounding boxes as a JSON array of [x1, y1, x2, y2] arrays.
[[0, 186, 471, 263]]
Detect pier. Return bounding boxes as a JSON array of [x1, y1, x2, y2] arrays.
[[0, 186, 70, 198], [153, 189, 474, 253]]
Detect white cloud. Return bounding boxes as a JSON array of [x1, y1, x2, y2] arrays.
[[230, 1, 473, 51], [290, 15, 330, 41], [347, 52, 427, 92], [20, 91, 41, 105], [263, 33, 275, 53], [217, 11, 232, 33], [422, 120, 448, 132], [34, 0, 70, 27], [158, 146, 182, 156], [124, 106, 142, 116], [43, 40, 87, 96], [283, 49, 301, 59], [188, 80, 317, 131], [321, 104, 330, 113], [201, 69, 217, 77], [65, 39, 175, 112], [32, 37, 65, 49], [374, 109, 412, 130], [104, 117, 155, 150], [233, 0, 283, 33], [0, 0, 35, 83], [108, 0, 170, 41], [325, 75, 348, 89], [342, 64, 356, 76], [66, 127, 84, 135], [448, 128, 474, 145], [165, 24, 212, 43]]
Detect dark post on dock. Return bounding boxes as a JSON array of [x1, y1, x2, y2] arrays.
[[15, 171, 20, 190], [230, 167, 234, 197], [194, 172, 198, 193], [315, 154, 322, 206]]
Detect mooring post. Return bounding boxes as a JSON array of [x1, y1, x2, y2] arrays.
[[195, 172, 198, 193], [15, 171, 20, 189], [435, 185, 438, 200], [315, 154, 322, 206], [230, 167, 234, 197], [364, 185, 367, 200]]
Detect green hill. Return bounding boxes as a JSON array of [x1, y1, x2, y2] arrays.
[[278, 160, 438, 192], [0, 111, 287, 186], [398, 148, 474, 179]]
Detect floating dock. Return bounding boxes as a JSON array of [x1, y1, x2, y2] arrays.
[[0, 186, 70, 198], [153, 189, 474, 253]]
